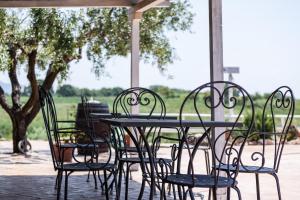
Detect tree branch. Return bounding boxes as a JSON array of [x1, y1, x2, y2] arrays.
[[25, 63, 62, 125], [0, 86, 12, 116], [22, 50, 38, 115], [8, 47, 22, 111]]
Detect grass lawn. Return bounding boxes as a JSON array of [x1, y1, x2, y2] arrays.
[[0, 95, 299, 140]]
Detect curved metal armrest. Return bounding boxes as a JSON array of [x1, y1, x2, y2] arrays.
[[59, 143, 78, 149], [155, 158, 173, 180], [56, 129, 82, 134], [56, 120, 76, 123], [57, 127, 81, 131]]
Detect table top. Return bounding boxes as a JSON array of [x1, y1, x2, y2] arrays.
[[96, 118, 243, 128], [90, 113, 177, 120]]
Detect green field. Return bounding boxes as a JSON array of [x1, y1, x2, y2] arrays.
[[0, 95, 299, 140]]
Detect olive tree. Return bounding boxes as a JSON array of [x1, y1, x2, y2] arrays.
[[0, 1, 193, 152]]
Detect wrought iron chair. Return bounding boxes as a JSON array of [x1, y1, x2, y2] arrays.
[[39, 86, 115, 200], [156, 81, 255, 200], [111, 87, 176, 199], [81, 95, 117, 194], [219, 86, 295, 200]]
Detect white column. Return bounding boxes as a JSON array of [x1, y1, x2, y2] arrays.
[[209, 0, 226, 199], [130, 11, 142, 115]]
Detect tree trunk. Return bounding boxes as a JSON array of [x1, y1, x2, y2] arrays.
[[11, 113, 27, 153]]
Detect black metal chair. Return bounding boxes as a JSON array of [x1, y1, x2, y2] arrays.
[[81, 95, 117, 194], [156, 81, 255, 200], [39, 86, 115, 200], [219, 86, 295, 200], [111, 87, 176, 199]]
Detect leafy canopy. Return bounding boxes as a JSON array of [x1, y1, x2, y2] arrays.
[[0, 1, 193, 79]]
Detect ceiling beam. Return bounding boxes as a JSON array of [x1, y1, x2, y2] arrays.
[[0, 0, 132, 8], [0, 0, 170, 8], [133, 0, 169, 12]]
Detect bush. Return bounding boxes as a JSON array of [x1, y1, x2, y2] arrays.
[[56, 84, 79, 97], [243, 111, 273, 141]]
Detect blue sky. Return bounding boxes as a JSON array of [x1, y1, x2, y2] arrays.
[[1, 0, 300, 97]]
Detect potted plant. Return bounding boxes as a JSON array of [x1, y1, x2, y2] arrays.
[[53, 134, 74, 162]]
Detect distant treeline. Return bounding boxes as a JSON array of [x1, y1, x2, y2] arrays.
[[21, 84, 190, 98], [21, 83, 273, 100]]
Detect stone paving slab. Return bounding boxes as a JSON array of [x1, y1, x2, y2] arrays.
[[0, 141, 300, 199]]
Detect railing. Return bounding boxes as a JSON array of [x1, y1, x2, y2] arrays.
[[140, 113, 300, 133]]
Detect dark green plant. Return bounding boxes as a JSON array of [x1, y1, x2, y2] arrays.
[[244, 111, 273, 141], [287, 125, 299, 141]]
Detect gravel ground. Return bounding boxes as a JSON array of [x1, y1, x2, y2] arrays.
[[0, 140, 300, 200]]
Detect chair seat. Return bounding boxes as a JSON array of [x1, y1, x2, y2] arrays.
[[217, 164, 275, 174], [59, 162, 115, 171], [119, 146, 148, 153], [165, 174, 236, 188], [120, 157, 172, 164]]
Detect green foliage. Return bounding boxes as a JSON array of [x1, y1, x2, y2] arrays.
[[56, 84, 78, 97], [0, 91, 300, 141], [149, 85, 186, 99], [55, 84, 124, 97], [244, 111, 273, 141], [0, 3, 193, 84]]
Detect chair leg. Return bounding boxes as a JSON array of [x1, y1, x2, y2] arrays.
[[167, 162, 175, 196], [212, 187, 217, 200], [92, 170, 98, 189], [160, 182, 165, 200], [227, 187, 231, 200], [97, 170, 104, 193], [57, 171, 63, 200], [125, 163, 131, 200], [137, 174, 146, 199], [188, 188, 195, 200], [64, 171, 69, 200], [116, 162, 124, 200], [177, 185, 183, 200], [255, 173, 261, 200], [104, 170, 109, 200], [86, 170, 91, 182], [232, 186, 242, 200], [112, 169, 118, 195], [55, 171, 62, 190], [271, 173, 282, 200]]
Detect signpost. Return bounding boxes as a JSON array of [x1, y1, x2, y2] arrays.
[[224, 66, 240, 120]]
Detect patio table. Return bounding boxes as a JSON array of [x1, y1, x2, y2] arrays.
[[90, 116, 242, 200]]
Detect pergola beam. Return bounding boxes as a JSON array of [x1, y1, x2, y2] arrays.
[[0, 0, 169, 8], [133, 0, 167, 12], [0, 0, 131, 8]]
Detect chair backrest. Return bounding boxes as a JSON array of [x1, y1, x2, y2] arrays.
[[111, 87, 167, 157], [39, 86, 62, 169], [247, 86, 295, 172], [112, 87, 166, 119], [81, 95, 114, 165], [81, 95, 95, 137], [178, 81, 254, 186]]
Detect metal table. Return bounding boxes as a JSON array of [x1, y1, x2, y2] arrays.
[[90, 113, 177, 120], [91, 117, 242, 200]]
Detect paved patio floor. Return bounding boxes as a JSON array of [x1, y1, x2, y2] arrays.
[[0, 140, 299, 199]]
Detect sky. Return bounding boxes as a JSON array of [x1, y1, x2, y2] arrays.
[[0, 0, 300, 97]]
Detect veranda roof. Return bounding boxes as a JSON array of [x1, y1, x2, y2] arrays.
[[0, 0, 224, 120], [0, 0, 169, 9]]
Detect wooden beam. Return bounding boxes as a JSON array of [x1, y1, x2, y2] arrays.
[[0, 0, 170, 8], [133, 0, 167, 12], [130, 15, 141, 114], [0, 0, 132, 8], [209, 1, 226, 199]]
